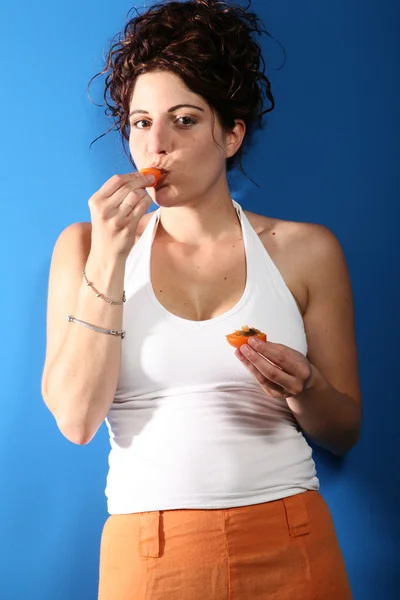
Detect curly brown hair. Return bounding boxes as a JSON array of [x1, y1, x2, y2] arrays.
[[89, 0, 280, 178]]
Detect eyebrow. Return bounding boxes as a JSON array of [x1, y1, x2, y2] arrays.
[[129, 104, 205, 117]]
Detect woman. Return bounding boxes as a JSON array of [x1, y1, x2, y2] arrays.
[[42, 1, 361, 598]]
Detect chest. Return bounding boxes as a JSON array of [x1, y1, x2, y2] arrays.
[[119, 239, 309, 401], [150, 238, 247, 322], [149, 240, 307, 323]]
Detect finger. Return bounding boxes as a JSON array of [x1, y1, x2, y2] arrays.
[[97, 185, 149, 220], [127, 192, 153, 220], [89, 176, 152, 219], [115, 185, 149, 211], [247, 337, 310, 381], [99, 172, 153, 199], [235, 351, 290, 398], [239, 344, 301, 394], [119, 198, 135, 217]]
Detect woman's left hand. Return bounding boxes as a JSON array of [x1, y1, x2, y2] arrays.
[[235, 337, 321, 400]]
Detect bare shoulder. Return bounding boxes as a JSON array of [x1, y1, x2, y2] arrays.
[[244, 211, 347, 314], [51, 221, 92, 266], [245, 210, 335, 247], [54, 220, 91, 247], [244, 210, 344, 268]]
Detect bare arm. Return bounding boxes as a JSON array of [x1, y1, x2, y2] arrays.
[[287, 225, 362, 455], [42, 223, 126, 444], [42, 172, 155, 444], [235, 224, 362, 456]]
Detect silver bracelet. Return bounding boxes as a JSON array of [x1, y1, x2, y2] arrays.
[[67, 315, 125, 338], [82, 267, 126, 306]]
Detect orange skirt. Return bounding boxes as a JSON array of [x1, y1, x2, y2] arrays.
[[98, 491, 352, 599]]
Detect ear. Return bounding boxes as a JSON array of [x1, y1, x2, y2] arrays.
[[225, 119, 246, 159]]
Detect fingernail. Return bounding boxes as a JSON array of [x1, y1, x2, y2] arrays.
[[146, 174, 155, 183], [248, 337, 258, 347]]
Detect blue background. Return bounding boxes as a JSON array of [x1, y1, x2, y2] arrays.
[[0, 1, 398, 598]]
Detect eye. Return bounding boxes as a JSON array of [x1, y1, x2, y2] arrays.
[[131, 119, 150, 129], [176, 116, 197, 127], [130, 116, 197, 129]]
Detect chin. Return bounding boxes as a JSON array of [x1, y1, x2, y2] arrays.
[[151, 185, 183, 208]]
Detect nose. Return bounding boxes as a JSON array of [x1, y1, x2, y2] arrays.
[[147, 120, 169, 156]]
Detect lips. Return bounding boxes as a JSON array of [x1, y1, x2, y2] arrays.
[[143, 166, 169, 188], [154, 168, 169, 187]]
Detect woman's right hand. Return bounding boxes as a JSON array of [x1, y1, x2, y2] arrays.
[[88, 171, 155, 260]]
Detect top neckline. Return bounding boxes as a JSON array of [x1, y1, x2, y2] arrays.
[[144, 200, 253, 328]]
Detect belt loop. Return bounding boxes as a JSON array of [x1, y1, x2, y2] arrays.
[[139, 511, 161, 558], [282, 492, 310, 538]]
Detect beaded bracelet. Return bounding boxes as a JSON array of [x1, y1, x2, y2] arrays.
[[82, 267, 126, 306]]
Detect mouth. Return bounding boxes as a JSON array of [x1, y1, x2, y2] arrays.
[[154, 169, 169, 188]]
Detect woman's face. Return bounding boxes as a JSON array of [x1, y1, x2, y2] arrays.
[[128, 70, 244, 207]]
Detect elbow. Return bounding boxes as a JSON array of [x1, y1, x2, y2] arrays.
[[56, 418, 96, 445], [331, 440, 357, 458], [313, 410, 362, 457], [42, 386, 97, 446], [330, 424, 361, 457], [331, 399, 362, 457]]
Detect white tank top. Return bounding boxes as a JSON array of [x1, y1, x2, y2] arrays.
[[105, 200, 319, 514]]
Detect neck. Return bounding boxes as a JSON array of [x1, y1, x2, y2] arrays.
[[156, 184, 241, 246]]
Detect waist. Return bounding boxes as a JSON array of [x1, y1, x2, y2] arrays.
[[105, 398, 319, 513]]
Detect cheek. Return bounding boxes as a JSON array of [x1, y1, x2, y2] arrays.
[[128, 136, 141, 161], [195, 138, 226, 172], [186, 137, 223, 168]]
